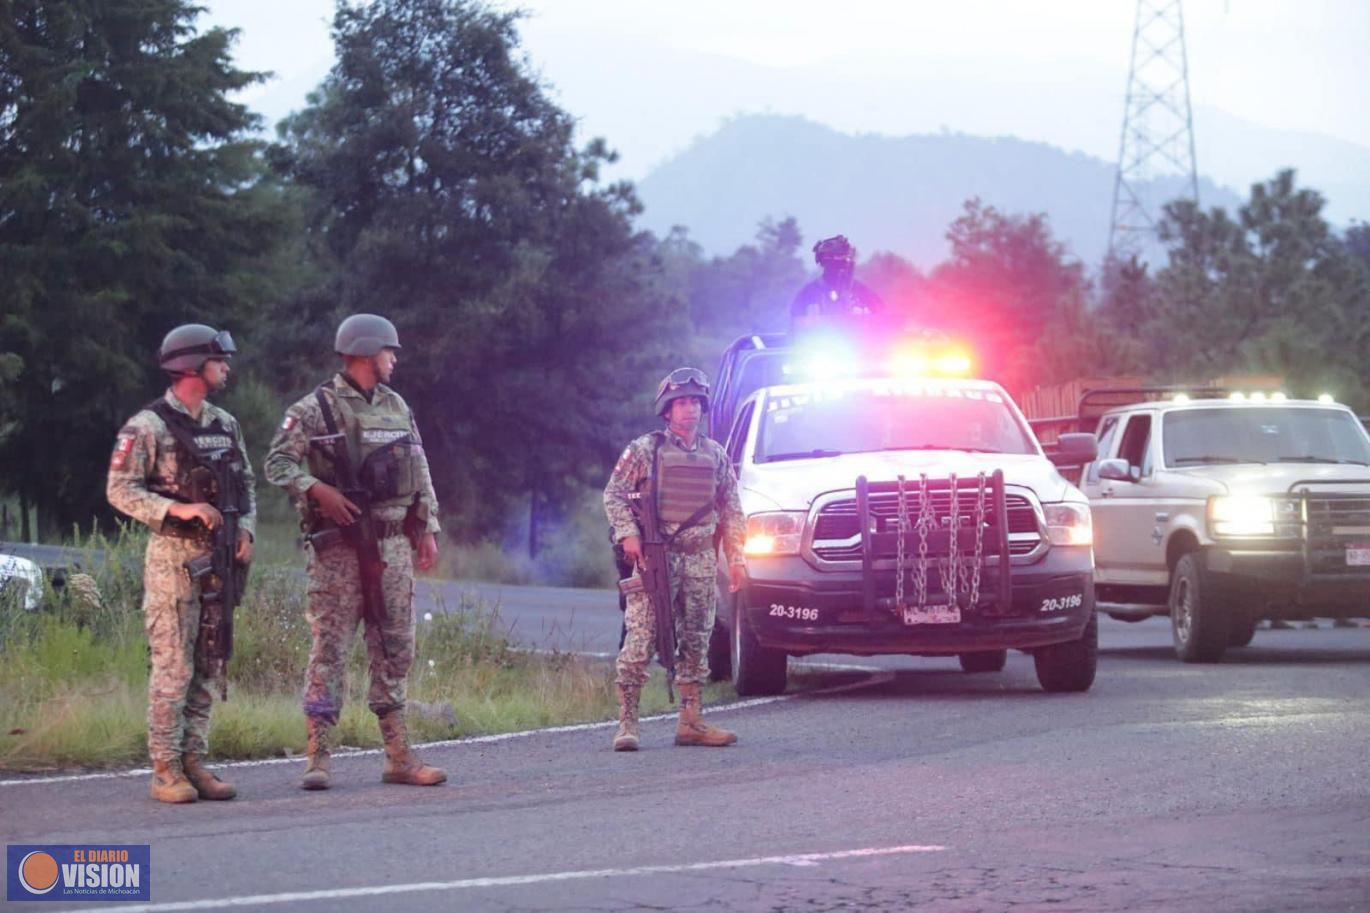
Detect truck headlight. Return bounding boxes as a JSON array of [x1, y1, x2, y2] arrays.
[[744, 511, 806, 556], [1043, 502, 1092, 547], [1208, 495, 1287, 537]]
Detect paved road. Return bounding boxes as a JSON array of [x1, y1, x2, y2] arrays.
[[0, 540, 626, 652], [0, 541, 106, 575], [418, 577, 624, 653], [3, 614, 1368, 912]]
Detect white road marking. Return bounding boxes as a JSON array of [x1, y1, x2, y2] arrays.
[[0, 663, 890, 788], [51, 844, 946, 913], [0, 700, 774, 787]]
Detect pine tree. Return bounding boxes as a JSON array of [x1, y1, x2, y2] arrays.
[[0, 0, 288, 535], [1149, 170, 1369, 401], [274, 0, 677, 544]]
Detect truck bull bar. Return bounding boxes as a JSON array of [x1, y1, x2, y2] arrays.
[[1289, 478, 1370, 584], [856, 470, 1013, 624]]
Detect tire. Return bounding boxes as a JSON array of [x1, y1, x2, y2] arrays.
[[1034, 609, 1098, 693], [1169, 552, 1230, 663], [958, 650, 1007, 673], [730, 595, 787, 696], [707, 618, 731, 681], [1227, 614, 1257, 648]]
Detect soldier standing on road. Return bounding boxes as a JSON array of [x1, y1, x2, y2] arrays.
[[106, 325, 255, 804], [604, 368, 747, 751], [264, 314, 445, 790]]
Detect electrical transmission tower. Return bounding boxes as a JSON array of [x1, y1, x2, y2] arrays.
[[1108, 0, 1200, 262]]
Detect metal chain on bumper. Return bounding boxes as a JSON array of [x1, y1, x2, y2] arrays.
[[895, 474, 908, 611], [915, 474, 933, 608], [938, 474, 960, 603], [897, 473, 993, 614], [957, 473, 989, 610]]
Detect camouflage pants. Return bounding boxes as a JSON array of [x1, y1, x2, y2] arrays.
[[142, 535, 214, 763], [616, 551, 717, 690], [302, 535, 416, 723]]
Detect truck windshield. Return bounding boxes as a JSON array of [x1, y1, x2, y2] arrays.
[[757, 384, 1037, 462], [1163, 407, 1370, 466]]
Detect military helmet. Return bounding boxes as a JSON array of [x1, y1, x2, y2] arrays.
[[813, 234, 856, 268], [654, 367, 710, 417], [335, 313, 402, 356], [159, 324, 236, 373]]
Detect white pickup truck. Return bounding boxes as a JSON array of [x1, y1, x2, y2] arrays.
[[1077, 390, 1370, 661], [707, 358, 1100, 696]]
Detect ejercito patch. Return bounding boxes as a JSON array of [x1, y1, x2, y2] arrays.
[[194, 434, 234, 451], [361, 429, 410, 445]]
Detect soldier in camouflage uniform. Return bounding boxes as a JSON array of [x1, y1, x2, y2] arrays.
[[264, 314, 445, 790], [604, 367, 747, 751], [106, 324, 255, 804]]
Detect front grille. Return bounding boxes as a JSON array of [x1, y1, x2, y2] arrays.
[[1302, 493, 1370, 575], [1305, 495, 1370, 531], [811, 489, 1042, 562]]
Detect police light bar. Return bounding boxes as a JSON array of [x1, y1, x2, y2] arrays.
[[780, 332, 975, 382], [780, 333, 861, 380], [885, 345, 973, 378]]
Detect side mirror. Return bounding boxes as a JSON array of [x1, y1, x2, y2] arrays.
[[1048, 433, 1099, 467], [1097, 458, 1133, 482]]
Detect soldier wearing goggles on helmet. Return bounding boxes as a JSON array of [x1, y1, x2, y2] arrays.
[[603, 367, 747, 751], [106, 324, 256, 804], [790, 234, 885, 333]]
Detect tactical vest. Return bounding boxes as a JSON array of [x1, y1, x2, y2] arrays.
[[656, 439, 719, 525], [147, 400, 250, 512], [311, 387, 421, 503]]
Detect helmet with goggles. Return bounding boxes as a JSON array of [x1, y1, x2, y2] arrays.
[[159, 324, 236, 373], [653, 367, 711, 417]]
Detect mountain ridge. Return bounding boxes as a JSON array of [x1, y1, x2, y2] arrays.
[[633, 114, 1348, 269]]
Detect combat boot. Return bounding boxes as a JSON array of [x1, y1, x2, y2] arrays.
[[612, 684, 640, 752], [182, 753, 236, 800], [674, 682, 737, 747], [301, 718, 332, 791], [378, 710, 447, 786], [149, 759, 198, 804]]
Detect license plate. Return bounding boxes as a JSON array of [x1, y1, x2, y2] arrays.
[[1347, 544, 1370, 566], [902, 604, 962, 625]]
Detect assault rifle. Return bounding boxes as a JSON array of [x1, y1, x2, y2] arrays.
[[310, 389, 389, 653], [183, 461, 248, 700], [623, 471, 676, 702]]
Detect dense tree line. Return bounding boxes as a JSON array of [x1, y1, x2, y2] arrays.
[[0, 0, 288, 538], [2, 0, 1367, 547], [267, 0, 687, 543]]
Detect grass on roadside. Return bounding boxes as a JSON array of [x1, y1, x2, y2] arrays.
[[0, 529, 743, 771]]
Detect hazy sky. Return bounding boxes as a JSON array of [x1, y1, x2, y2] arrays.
[[203, 0, 1370, 182]]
